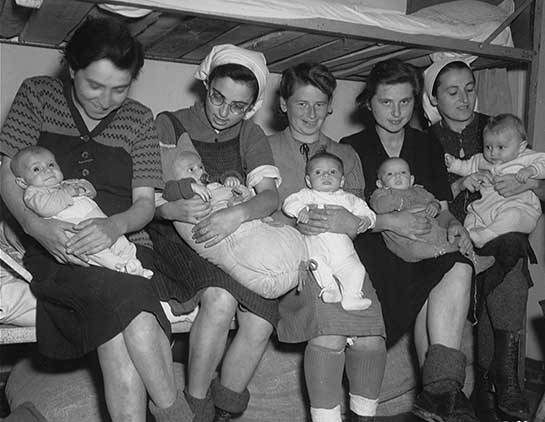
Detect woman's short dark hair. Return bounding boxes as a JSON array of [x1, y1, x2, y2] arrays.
[[279, 63, 337, 101], [64, 18, 144, 79], [432, 61, 474, 97], [356, 59, 421, 108], [209, 63, 259, 104]]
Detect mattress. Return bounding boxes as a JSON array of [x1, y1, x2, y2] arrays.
[[103, 0, 514, 46]]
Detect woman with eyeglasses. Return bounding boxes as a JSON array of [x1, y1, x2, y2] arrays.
[[151, 44, 281, 422], [268, 63, 386, 422]]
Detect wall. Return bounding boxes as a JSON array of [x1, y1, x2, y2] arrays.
[[0, 43, 365, 140], [1, 42, 544, 359]]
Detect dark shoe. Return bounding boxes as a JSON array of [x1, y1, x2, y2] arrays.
[[472, 367, 500, 422], [412, 389, 478, 422], [493, 330, 530, 421], [213, 408, 232, 422]]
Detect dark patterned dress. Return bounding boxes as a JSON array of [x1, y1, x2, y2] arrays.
[[0, 76, 169, 359]]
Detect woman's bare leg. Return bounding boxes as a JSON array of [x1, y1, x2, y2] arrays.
[[187, 287, 238, 398], [98, 332, 147, 422], [219, 308, 273, 392], [427, 263, 472, 348], [414, 300, 429, 367], [122, 312, 177, 408]]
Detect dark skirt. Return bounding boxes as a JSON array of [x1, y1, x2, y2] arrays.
[[148, 220, 279, 326], [354, 232, 473, 348], [25, 242, 170, 360], [475, 232, 536, 315], [276, 270, 385, 344]]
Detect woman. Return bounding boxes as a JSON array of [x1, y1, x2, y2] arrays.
[[425, 58, 545, 422], [151, 44, 280, 422], [269, 63, 386, 422], [341, 59, 477, 422], [0, 18, 180, 422]]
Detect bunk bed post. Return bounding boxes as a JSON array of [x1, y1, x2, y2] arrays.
[[526, 0, 545, 151]]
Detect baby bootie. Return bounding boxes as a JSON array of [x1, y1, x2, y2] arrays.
[[341, 293, 372, 311]]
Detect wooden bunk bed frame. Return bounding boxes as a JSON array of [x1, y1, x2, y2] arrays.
[[0, 0, 544, 145]]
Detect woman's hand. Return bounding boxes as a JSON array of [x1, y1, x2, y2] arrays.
[[461, 170, 493, 192], [192, 206, 243, 248], [158, 196, 212, 224], [65, 217, 121, 258], [296, 205, 360, 237], [29, 218, 89, 266], [447, 220, 473, 256], [376, 209, 432, 239], [492, 173, 539, 198]]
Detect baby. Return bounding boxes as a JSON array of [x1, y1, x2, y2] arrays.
[[369, 157, 459, 262], [11, 146, 153, 278], [445, 113, 545, 248], [283, 152, 374, 311], [159, 150, 307, 299]]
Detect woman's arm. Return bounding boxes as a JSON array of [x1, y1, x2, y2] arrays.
[[0, 156, 88, 265], [192, 177, 279, 247], [65, 186, 156, 257]]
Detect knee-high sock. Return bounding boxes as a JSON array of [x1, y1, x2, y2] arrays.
[[422, 344, 466, 394], [304, 343, 345, 409], [345, 340, 386, 400], [487, 260, 528, 332]]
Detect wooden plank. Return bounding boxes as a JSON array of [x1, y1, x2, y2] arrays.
[[134, 14, 181, 50], [262, 33, 334, 65], [20, 0, 93, 45], [147, 17, 238, 59], [181, 24, 275, 62], [526, 0, 545, 150], [333, 48, 432, 78], [323, 44, 401, 70]]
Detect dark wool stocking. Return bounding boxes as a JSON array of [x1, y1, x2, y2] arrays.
[[422, 344, 466, 394]]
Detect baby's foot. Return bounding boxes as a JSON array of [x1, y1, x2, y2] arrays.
[[125, 259, 153, 279], [319, 285, 342, 303], [341, 293, 372, 311]]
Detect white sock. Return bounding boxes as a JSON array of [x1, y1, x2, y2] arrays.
[[310, 405, 342, 422], [349, 394, 378, 416]]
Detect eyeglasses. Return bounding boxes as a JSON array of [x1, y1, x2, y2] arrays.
[[207, 89, 251, 116]]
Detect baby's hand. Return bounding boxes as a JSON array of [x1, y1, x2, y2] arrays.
[[358, 216, 372, 233], [191, 183, 211, 202], [297, 208, 310, 224], [444, 153, 455, 169], [424, 201, 441, 217], [515, 166, 536, 183], [223, 176, 241, 188]]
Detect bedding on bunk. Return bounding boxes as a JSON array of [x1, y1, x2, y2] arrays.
[[105, 0, 514, 46]]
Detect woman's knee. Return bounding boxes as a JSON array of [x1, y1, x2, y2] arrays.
[[350, 335, 386, 353], [199, 287, 238, 320], [309, 335, 347, 351], [435, 263, 472, 298]]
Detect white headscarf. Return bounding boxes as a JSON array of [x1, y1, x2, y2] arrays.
[[195, 44, 269, 120], [423, 54, 476, 124]]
